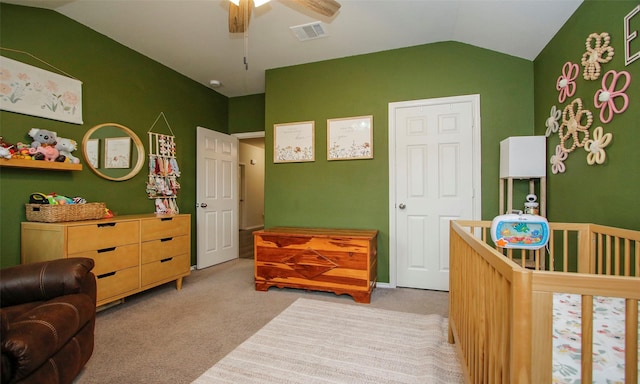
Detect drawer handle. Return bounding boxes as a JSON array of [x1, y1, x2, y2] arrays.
[[97, 223, 116, 228], [97, 271, 116, 279], [161, 217, 173, 222], [97, 247, 116, 253], [160, 257, 173, 263], [160, 237, 173, 242]]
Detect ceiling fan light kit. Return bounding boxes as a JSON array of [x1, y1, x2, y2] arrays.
[[228, 0, 341, 33], [229, 0, 271, 6]]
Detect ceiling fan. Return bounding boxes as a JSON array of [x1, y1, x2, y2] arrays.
[[228, 0, 341, 33]]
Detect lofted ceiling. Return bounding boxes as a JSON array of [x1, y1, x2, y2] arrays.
[[3, 0, 583, 97]]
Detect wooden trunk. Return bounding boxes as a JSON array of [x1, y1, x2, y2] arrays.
[[254, 227, 378, 303]]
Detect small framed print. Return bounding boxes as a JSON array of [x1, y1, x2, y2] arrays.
[[86, 138, 99, 168], [104, 137, 131, 169], [273, 121, 315, 163], [327, 115, 373, 160]]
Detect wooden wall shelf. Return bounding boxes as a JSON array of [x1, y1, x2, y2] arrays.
[[0, 158, 82, 171]]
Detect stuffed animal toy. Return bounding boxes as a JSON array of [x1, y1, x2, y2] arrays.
[[29, 146, 65, 162], [28, 128, 58, 148], [55, 138, 80, 164], [12, 142, 31, 159], [0, 137, 14, 159], [0, 146, 12, 159]]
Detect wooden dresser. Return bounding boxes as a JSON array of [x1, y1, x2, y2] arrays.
[[254, 227, 378, 303], [21, 214, 191, 307]]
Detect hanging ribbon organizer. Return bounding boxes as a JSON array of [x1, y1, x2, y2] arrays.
[[147, 112, 180, 214]]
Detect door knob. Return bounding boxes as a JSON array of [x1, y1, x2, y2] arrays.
[[398, 203, 406, 209], [200, 203, 207, 208]]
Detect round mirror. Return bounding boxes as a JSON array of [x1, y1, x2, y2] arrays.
[[82, 123, 145, 181]]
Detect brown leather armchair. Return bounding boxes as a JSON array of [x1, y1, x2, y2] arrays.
[[1, 258, 97, 384]]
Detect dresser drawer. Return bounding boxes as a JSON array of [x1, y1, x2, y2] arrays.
[[140, 253, 190, 287], [96, 265, 139, 303], [141, 216, 189, 242], [67, 221, 139, 254], [70, 243, 139, 277], [141, 235, 189, 264]]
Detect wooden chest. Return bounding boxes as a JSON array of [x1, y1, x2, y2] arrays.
[[21, 214, 191, 307], [254, 227, 378, 303]]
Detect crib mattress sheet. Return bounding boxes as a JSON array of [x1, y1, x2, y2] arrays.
[[552, 293, 640, 384]]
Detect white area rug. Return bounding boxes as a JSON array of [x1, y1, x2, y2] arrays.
[[192, 298, 463, 383]]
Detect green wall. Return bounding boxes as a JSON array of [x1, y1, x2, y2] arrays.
[[534, 0, 640, 230], [229, 93, 265, 134], [5, 1, 635, 283], [0, 4, 228, 267], [264, 42, 535, 283]]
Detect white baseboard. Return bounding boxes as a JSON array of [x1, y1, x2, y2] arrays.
[[376, 282, 393, 289], [241, 225, 265, 231]]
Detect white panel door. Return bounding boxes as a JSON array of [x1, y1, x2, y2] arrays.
[[196, 127, 239, 269], [389, 95, 480, 291]]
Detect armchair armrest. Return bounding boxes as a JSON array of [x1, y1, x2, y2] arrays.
[[2, 293, 96, 381], [0, 258, 95, 308]]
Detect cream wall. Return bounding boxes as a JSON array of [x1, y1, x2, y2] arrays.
[[239, 142, 265, 230]]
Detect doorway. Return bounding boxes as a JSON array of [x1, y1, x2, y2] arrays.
[[388, 95, 481, 291], [234, 132, 265, 259]]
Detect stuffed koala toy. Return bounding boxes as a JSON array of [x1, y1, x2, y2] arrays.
[[29, 128, 58, 148], [55, 138, 80, 164]]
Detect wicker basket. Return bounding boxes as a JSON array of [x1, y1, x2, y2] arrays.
[[25, 202, 106, 223]]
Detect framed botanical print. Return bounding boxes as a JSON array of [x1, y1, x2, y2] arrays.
[[273, 121, 315, 163], [327, 115, 373, 160], [104, 137, 131, 169]]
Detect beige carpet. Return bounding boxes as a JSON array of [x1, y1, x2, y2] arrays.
[[192, 298, 463, 384], [74, 259, 451, 383]]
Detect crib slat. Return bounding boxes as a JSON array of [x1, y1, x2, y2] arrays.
[[548, 229, 555, 271], [614, 236, 621, 276], [606, 235, 612, 275], [635, 240, 639, 278], [581, 295, 593, 383], [626, 299, 638, 384], [563, 230, 569, 272], [511, 271, 532, 383], [531, 292, 552, 383], [624, 238, 630, 276], [598, 233, 604, 274]]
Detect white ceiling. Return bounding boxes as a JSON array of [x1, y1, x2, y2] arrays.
[[3, 0, 583, 97]]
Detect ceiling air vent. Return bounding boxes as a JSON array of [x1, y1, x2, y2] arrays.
[[290, 21, 328, 41]]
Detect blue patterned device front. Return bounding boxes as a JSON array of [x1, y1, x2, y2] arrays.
[[490, 213, 550, 250]]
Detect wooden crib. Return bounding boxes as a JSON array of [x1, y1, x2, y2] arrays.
[[448, 220, 640, 383]]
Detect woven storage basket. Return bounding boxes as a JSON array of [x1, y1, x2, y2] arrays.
[[25, 202, 106, 223]]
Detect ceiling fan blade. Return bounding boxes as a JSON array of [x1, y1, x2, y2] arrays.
[[291, 0, 341, 17], [229, 0, 254, 33]]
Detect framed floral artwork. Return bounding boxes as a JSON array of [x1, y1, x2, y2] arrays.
[[327, 115, 373, 160], [0, 56, 83, 124], [86, 138, 99, 168], [273, 121, 315, 163], [104, 137, 131, 169]]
